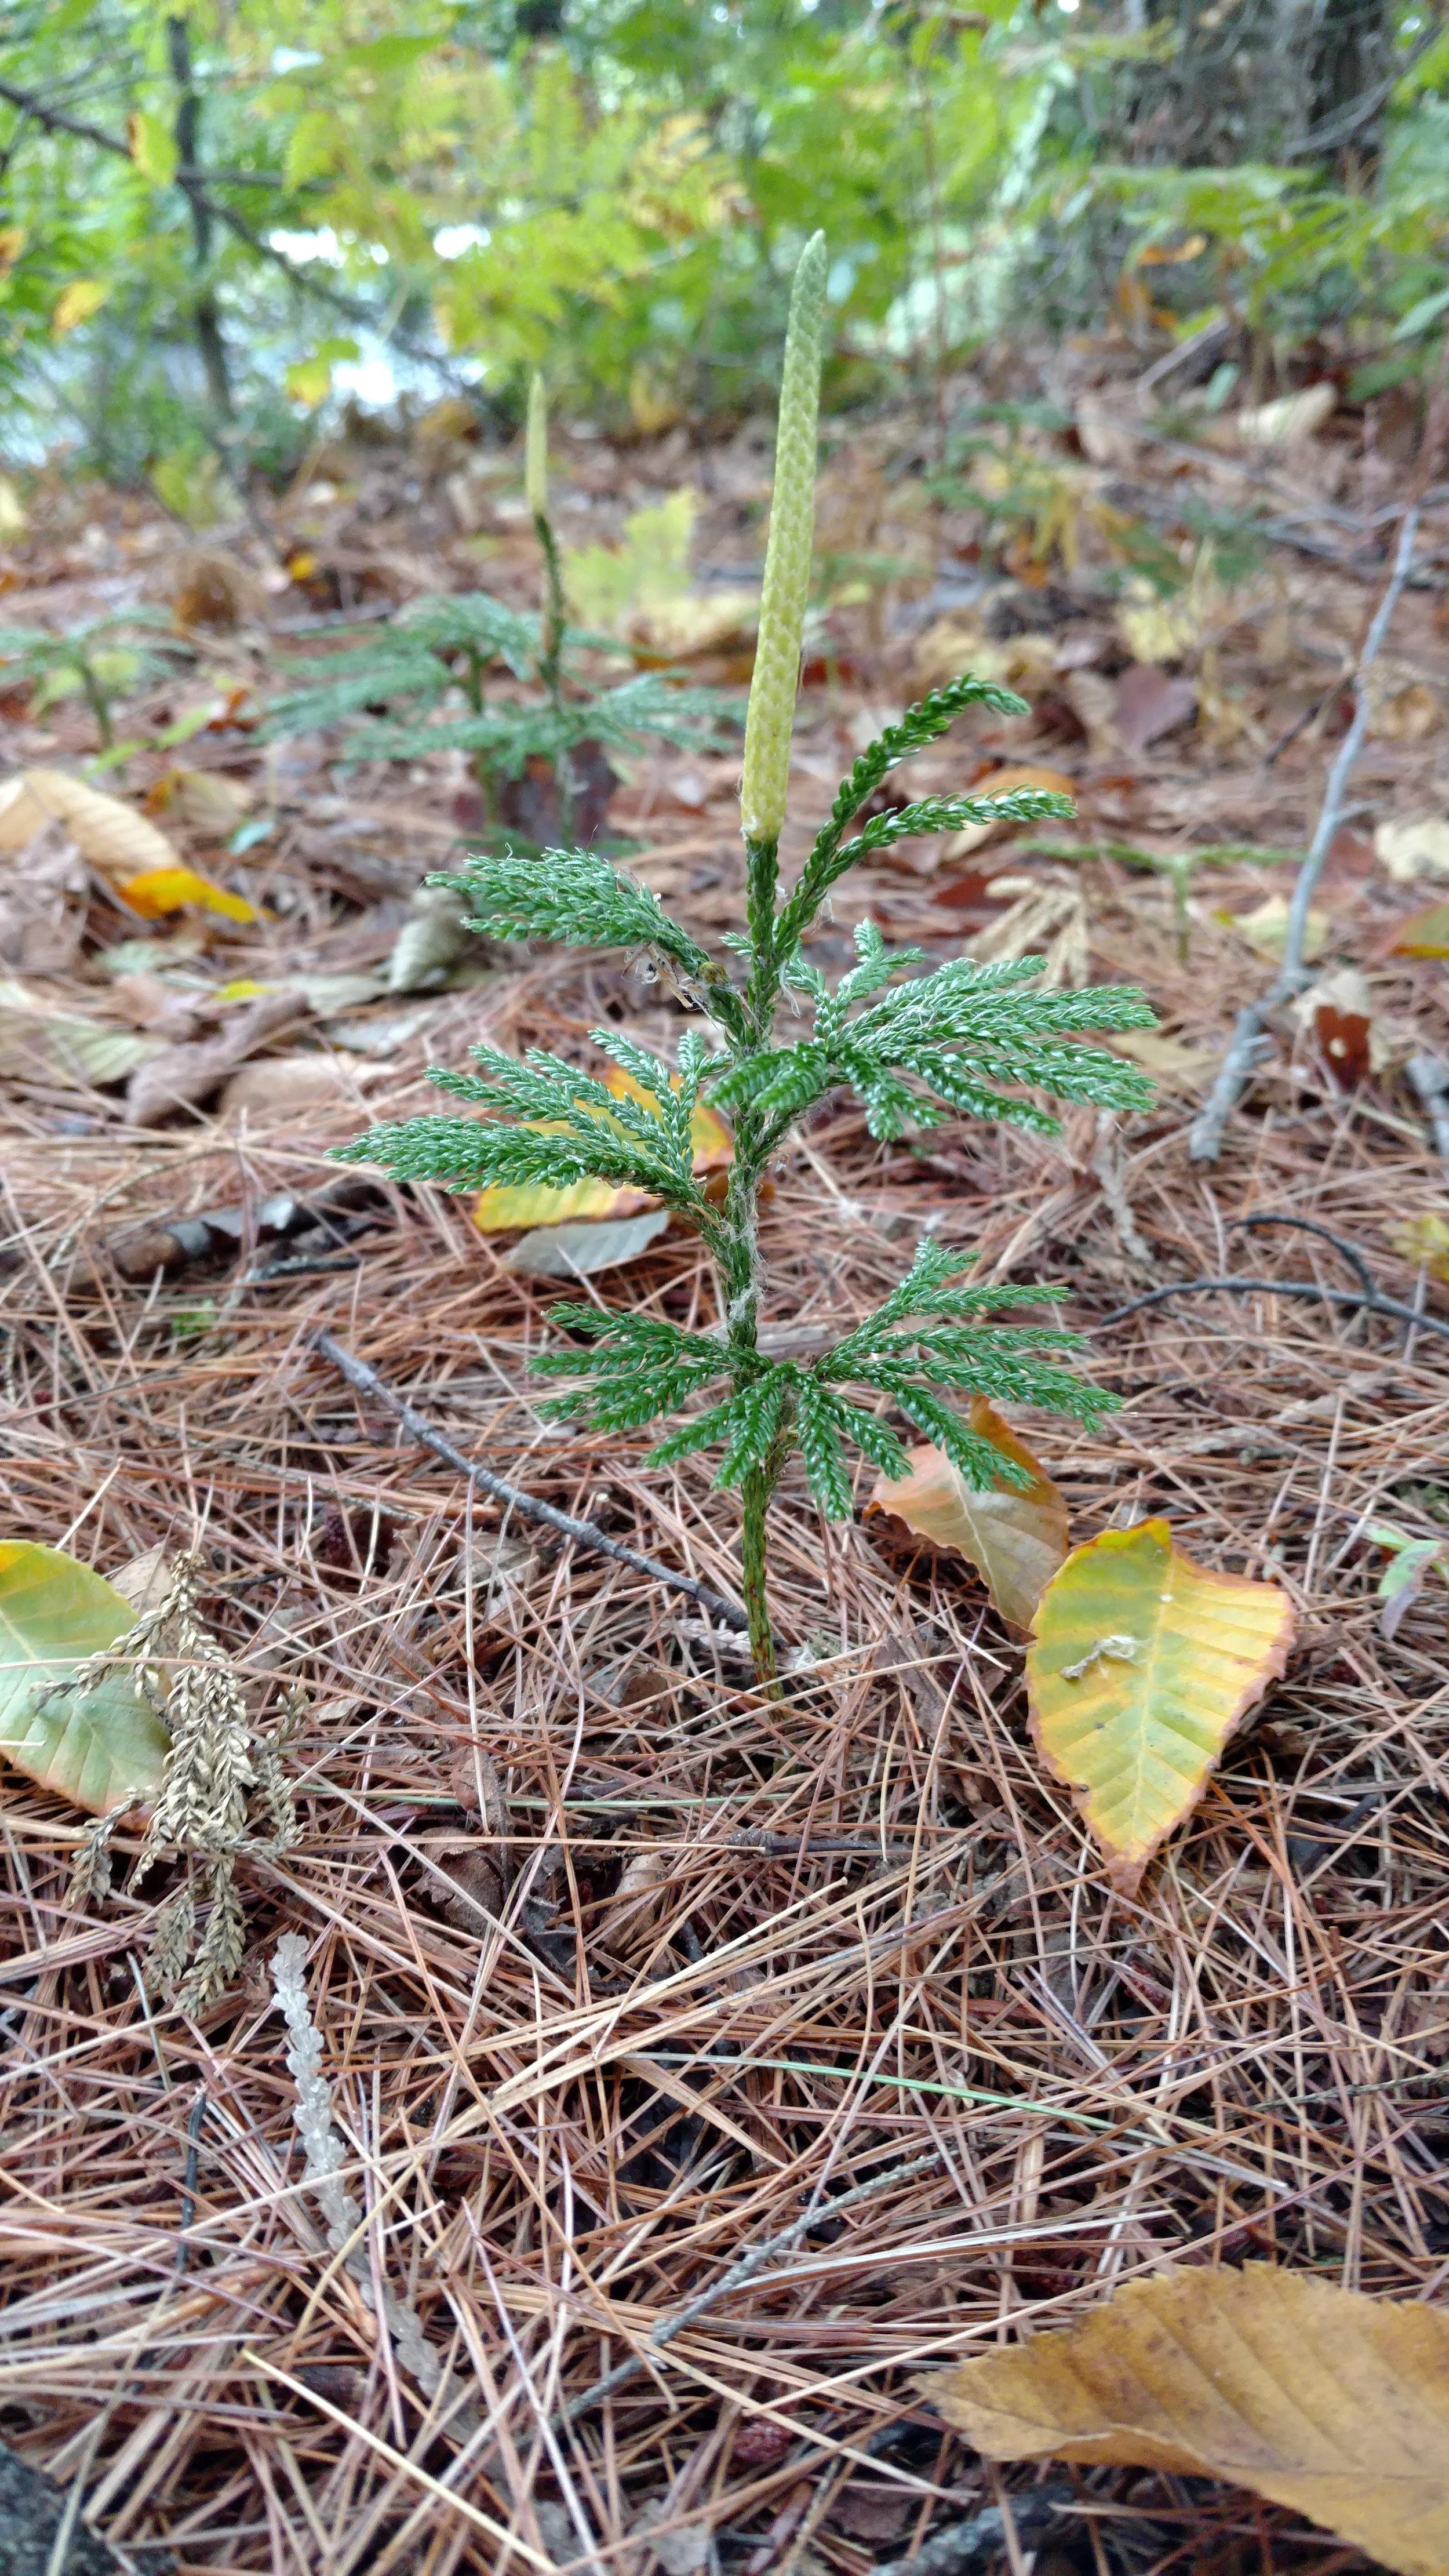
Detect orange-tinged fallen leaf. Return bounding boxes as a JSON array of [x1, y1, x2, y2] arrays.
[[1385, 900, 1449, 958], [922, 2263, 1449, 2576], [868, 1398, 1068, 1629], [117, 864, 259, 923], [1026, 1519, 1294, 1893], [474, 1067, 731, 1234]]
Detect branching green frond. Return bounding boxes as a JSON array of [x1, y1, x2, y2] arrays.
[[261, 644, 455, 737], [395, 593, 539, 678], [824, 785, 1074, 885], [715, 1371, 793, 1486], [794, 1377, 855, 1519], [430, 851, 715, 983], [330, 1112, 677, 1201], [535, 1305, 730, 1433], [855, 1341, 1099, 1420], [773, 672, 1031, 954], [589, 1026, 710, 1167], [831, 919, 927, 1014], [891, 1388, 1035, 1491], [538, 1305, 729, 1374], [647, 1395, 755, 1469]]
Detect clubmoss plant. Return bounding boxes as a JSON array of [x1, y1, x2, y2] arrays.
[[336, 235, 1157, 1683], [261, 376, 733, 845], [0, 607, 191, 751]]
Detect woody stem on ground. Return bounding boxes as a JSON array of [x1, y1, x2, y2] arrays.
[[1189, 499, 1422, 1163]]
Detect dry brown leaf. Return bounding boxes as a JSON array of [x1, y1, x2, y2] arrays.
[[169, 549, 268, 631], [0, 820, 88, 974], [0, 767, 180, 885], [219, 1052, 381, 1118], [923, 2262, 1449, 2576], [1377, 817, 1449, 883], [1225, 382, 1337, 447], [1113, 664, 1197, 755], [126, 990, 309, 1127], [147, 766, 256, 839], [867, 1399, 1068, 1629], [1106, 1029, 1214, 1093]]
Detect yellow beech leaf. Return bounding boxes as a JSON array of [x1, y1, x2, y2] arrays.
[[118, 864, 259, 922], [51, 279, 110, 337], [474, 1068, 731, 1234], [922, 2263, 1449, 2576], [1026, 1519, 1294, 1893], [128, 108, 180, 186], [0, 1541, 169, 1817], [0, 767, 180, 883], [868, 1398, 1068, 1629], [1388, 1213, 1449, 1283]]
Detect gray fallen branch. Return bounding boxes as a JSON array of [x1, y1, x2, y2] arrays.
[[1189, 503, 1422, 1163], [557, 2147, 944, 2428], [312, 1330, 749, 1633], [1095, 1275, 1449, 1342]]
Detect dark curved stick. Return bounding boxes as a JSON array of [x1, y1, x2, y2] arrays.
[[1094, 1276, 1449, 1340], [1224, 1213, 1381, 1302], [312, 1331, 749, 1632]]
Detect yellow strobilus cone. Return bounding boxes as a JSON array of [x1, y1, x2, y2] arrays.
[[740, 232, 828, 849]]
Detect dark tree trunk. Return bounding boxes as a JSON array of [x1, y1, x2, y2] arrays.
[[1120, 0, 1393, 177], [167, 14, 234, 419]]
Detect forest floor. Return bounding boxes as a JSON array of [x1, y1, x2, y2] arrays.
[[2, 343, 1449, 2576]]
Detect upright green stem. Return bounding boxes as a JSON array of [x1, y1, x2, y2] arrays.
[[740, 1465, 777, 1687], [463, 645, 495, 824], [534, 510, 576, 846], [78, 657, 113, 748]]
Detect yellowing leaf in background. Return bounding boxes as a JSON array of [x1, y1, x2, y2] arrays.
[[868, 1398, 1068, 1629], [0, 1541, 169, 1816], [0, 766, 179, 881], [1026, 1519, 1294, 1893], [923, 2263, 1449, 2576], [51, 279, 110, 337], [1389, 1213, 1449, 1282], [118, 865, 259, 923], [286, 354, 336, 410], [128, 108, 180, 186], [474, 1068, 730, 1234], [1386, 901, 1449, 958]]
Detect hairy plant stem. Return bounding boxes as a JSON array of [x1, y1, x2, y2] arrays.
[[534, 508, 576, 845], [724, 831, 791, 1687]]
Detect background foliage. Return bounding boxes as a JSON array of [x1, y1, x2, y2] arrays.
[[2, 0, 1447, 482]]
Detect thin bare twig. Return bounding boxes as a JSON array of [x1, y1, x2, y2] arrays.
[[1189, 503, 1422, 1163], [558, 2148, 944, 2427], [312, 1329, 750, 1632], [1095, 1275, 1449, 1339]]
